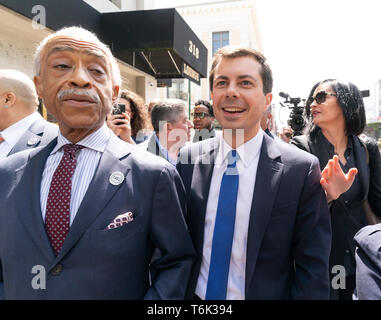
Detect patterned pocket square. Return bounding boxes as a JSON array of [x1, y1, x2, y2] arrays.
[[105, 212, 134, 230]]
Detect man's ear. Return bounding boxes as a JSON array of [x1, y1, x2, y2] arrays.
[[3, 92, 16, 107], [265, 92, 273, 108], [112, 85, 120, 103], [165, 121, 173, 132], [34, 75, 43, 98]]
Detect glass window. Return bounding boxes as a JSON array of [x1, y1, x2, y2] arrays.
[[212, 31, 229, 56]]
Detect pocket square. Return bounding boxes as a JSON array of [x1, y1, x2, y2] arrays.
[[105, 212, 134, 230]]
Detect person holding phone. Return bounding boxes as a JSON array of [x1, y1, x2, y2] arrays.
[[107, 89, 150, 144]]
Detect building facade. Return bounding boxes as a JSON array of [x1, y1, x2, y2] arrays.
[[172, 0, 262, 107], [0, 0, 206, 112]]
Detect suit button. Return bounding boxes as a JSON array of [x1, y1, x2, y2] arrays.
[[50, 264, 63, 275]]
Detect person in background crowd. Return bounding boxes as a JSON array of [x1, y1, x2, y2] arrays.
[[279, 126, 294, 143], [177, 46, 331, 300], [147, 98, 161, 115], [107, 89, 150, 144], [0, 26, 195, 300], [146, 98, 161, 132], [192, 99, 216, 142], [291, 79, 381, 300], [139, 99, 193, 166], [0, 69, 57, 159], [260, 104, 274, 138]]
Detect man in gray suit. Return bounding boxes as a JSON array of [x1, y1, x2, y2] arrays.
[[0, 69, 57, 159], [0, 26, 194, 299], [140, 99, 193, 166]]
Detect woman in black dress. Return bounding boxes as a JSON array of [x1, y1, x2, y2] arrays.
[[292, 79, 381, 300]]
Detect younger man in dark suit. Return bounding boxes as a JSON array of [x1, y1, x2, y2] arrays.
[[177, 46, 331, 300]]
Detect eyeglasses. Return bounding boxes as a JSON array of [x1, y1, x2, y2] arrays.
[[191, 112, 209, 119], [308, 91, 338, 105]]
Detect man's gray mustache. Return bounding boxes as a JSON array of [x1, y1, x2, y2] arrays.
[[57, 89, 100, 104]]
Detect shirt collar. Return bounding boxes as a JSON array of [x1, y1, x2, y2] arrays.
[[217, 129, 264, 168], [51, 122, 111, 155], [0, 112, 41, 146], [154, 134, 177, 166]]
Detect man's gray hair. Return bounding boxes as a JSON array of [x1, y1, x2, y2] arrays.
[[151, 99, 186, 133], [33, 26, 122, 88]]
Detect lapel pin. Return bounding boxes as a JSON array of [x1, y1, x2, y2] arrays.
[[27, 136, 40, 146], [109, 171, 125, 186]]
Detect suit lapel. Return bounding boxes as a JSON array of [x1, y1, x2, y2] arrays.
[[51, 135, 132, 267], [15, 139, 58, 261], [189, 138, 218, 253], [8, 119, 45, 155], [245, 135, 283, 296]]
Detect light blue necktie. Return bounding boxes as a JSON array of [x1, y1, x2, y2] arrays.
[[205, 150, 239, 300]]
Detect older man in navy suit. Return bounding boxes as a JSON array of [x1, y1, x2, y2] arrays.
[[177, 46, 331, 300], [0, 26, 194, 299], [0, 69, 57, 159]]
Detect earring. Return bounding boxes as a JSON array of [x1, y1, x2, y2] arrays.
[[4, 105, 8, 109]]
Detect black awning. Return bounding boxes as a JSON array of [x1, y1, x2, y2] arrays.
[[0, 0, 102, 34], [100, 8, 207, 85], [0, 1, 207, 85]]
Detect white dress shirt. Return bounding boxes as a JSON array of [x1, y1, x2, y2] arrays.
[[0, 111, 42, 159], [40, 123, 111, 225], [195, 129, 264, 300]]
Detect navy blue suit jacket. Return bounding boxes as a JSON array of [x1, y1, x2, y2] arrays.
[[0, 133, 195, 299], [7, 115, 58, 156], [177, 133, 331, 299], [354, 224, 381, 299]]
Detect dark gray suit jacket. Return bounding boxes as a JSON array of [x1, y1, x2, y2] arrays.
[[177, 134, 331, 299], [7, 115, 58, 156], [354, 224, 381, 299], [0, 133, 195, 299]]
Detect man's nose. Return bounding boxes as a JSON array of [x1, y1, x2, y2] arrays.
[[225, 83, 239, 97], [69, 65, 91, 88]]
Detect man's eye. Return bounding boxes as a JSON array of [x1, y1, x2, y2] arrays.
[[90, 68, 104, 75], [215, 80, 227, 87], [54, 64, 70, 69], [241, 80, 252, 86]]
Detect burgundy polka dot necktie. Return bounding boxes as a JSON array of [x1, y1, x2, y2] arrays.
[[45, 144, 84, 256]]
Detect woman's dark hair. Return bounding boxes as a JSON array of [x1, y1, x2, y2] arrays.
[[119, 90, 149, 137], [304, 79, 366, 136]]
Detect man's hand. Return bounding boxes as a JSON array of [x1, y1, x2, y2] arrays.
[[320, 155, 358, 203], [279, 126, 294, 143], [106, 112, 135, 145]]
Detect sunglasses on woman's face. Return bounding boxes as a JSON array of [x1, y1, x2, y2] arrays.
[[309, 91, 338, 105]]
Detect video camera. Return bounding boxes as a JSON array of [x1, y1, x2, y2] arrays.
[[279, 92, 305, 136]]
